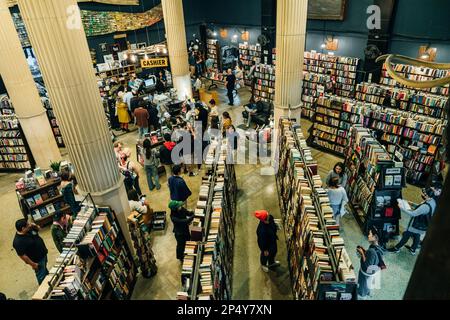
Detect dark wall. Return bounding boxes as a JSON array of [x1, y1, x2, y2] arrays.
[[390, 0, 450, 62], [198, 0, 261, 27]]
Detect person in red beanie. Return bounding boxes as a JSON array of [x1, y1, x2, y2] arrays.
[[255, 210, 280, 272]]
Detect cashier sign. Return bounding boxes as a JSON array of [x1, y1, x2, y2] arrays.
[[141, 57, 168, 68]]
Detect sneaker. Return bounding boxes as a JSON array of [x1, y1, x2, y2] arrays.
[[387, 247, 400, 253], [405, 245, 416, 255], [261, 265, 269, 273], [268, 261, 281, 268]]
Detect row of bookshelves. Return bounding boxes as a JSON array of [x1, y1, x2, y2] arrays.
[[356, 82, 448, 119], [177, 137, 237, 300], [276, 118, 357, 300], [308, 95, 446, 185], [381, 63, 449, 96], [344, 126, 405, 237], [253, 64, 276, 103], [33, 199, 138, 300]]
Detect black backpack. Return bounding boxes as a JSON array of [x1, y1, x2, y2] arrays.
[[412, 203, 433, 232]]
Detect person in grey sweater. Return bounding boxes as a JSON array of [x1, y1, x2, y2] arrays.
[[388, 185, 441, 255], [327, 177, 348, 226], [325, 162, 348, 188]]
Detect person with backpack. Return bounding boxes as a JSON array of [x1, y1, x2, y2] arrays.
[[119, 148, 142, 196], [357, 226, 385, 299], [143, 139, 161, 191], [388, 185, 442, 255]]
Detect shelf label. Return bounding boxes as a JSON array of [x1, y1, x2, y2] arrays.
[[386, 168, 401, 174], [141, 57, 168, 68]]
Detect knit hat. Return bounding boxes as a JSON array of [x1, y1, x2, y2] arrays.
[[169, 200, 184, 210], [254, 210, 268, 222]]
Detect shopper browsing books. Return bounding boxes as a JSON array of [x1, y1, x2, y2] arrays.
[[195, 102, 209, 134], [127, 189, 151, 216], [119, 148, 142, 196], [51, 211, 71, 253], [357, 226, 385, 299], [13, 219, 49, 285], [168, 165, 192, 204], [327, 177, 348, 226], [325, 162, 348, 188], [159, 133, 176, 177], [169, 200, 194, 261], [142, 139, 161, 191], [255, 210, 280, 273], [60, 170, 81, 217], [222, 112, 233, 136], [388, 185, 442, 255]]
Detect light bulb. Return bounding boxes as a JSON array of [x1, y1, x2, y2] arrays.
[[421, 53, 430, 59], [131, 55, 137, 63], [123, 53, 128, 59], [213, 32, 217, 37], [163, 48, 167, 54], [144, 54, 148, 60], [233, 34, 238, 39], [321, 43, 326, 49]]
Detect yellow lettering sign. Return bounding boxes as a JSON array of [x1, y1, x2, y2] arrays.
[[141, 57, 168, 68]]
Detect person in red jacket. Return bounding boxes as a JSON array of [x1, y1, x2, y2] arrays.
[[159, 133, 176, 177], [255, 210, 280, 272]]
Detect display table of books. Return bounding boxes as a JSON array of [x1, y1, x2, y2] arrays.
[[33, 200, 138, 300], [16, 176, 70, 228]]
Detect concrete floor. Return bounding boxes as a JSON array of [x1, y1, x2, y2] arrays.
[[0, 83, 421, 300]]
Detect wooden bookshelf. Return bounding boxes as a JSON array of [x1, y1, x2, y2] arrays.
[[253, 64, 275, 103], [344, 126, 405, 238], [0, 96, 34, 172], [276, 118, 357, 300], [33, 202, 138, 300], [381, 63, 449, 97], [239, 43, 262, 86]]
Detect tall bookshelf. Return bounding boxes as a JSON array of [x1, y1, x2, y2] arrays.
[[381, 62, 449, 97], [356, 82, 448, 120], [0, 95, 34, 172], [308, 95, 363, 157], [309, 94, 447, 186], [206, 39, 220, 73], [177, 138, 237, 300], [276, 119, 357, 300], [253, 64, 276, 103], [238, 43, 262, 86], [344, 126, 405, 238], [41, 97, 65, 148], [33, 201, 137, 300], [127, 211, 158, 278], [301, 51, 359, 119]]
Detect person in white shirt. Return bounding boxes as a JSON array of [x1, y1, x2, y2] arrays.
[[127, 189, 149, 215], [123, 87, 134, 112], [327, 177, 348, 227]]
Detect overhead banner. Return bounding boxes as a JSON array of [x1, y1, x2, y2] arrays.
[[141, 57, 169, 69], [8, 0, 139, 7]]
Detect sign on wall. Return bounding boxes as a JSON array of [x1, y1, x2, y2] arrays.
[[141, 57, 169, 69]]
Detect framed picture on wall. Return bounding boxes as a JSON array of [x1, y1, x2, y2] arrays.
[[99, 43, 108, 52], [308, 0, 347, 20]]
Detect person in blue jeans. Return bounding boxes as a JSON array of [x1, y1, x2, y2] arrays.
[[143, 139, 161, 191], [13, 219, 49, 284]]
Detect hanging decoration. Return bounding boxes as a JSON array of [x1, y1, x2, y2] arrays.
[[7, 0, 139, 6], [11, 4, 163, 43]]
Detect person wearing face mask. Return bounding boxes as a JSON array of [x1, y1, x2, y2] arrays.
[[388, 184, 442, 255], [13, 219, 49, 284]]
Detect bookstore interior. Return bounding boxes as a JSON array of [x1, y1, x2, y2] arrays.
[[0, 0, 450, 304]]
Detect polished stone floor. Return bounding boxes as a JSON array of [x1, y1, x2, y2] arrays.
[[0, 83, 423, 300]]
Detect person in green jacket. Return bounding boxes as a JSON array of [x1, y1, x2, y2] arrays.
[[51, 211, 71, 253]]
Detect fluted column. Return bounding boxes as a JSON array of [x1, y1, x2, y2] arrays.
[[162, 0, 193, 100], [0, 0, 61, 169], [274, 0, 308, 124], [18, 0, 132, 250]]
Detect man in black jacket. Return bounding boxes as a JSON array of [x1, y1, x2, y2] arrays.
[[255, 210, 280, 272], [169, 200, 194, 261]]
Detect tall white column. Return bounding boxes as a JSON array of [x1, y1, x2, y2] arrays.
[[17, 0, 133, 250], [274, 0, 308, 124], [0, 0, 61, 169], [162, 0, 193, 100]]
